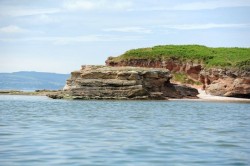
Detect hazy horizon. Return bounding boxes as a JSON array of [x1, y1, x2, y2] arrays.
[[0, 70, 71, 74], [1, 0, 250, 73]]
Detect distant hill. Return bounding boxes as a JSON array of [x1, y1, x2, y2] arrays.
[[0, 71, 70, 90]]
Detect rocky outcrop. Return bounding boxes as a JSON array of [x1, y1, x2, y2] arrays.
[[47, 65, 198, 100], [106, 57, 250, 98], [201, 69, 250, 98]]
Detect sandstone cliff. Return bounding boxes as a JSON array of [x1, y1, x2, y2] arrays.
[[106, 58, 250, 98], [47, 65, 198, 100]]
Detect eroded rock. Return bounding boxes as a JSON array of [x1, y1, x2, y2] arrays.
[[48, 65, 198, 100], [205, 75, 250, 98]]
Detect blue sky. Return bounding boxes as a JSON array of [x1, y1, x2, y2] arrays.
[[0, 0, 250, 73]]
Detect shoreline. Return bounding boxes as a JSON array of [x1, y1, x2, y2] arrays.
[[197, 89, 250, 102], [1, 89, 250, 103], [0, 90, 59, 96], [170, 89, 250, 103]]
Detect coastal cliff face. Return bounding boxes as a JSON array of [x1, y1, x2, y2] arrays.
[[106, 57, 250, 98], [48, 65, 198, 100], [106, 58, 202, 80], [201, 69, 250, 98]]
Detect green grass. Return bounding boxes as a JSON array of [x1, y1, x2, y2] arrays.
[[172, 72, 202, 85], [111, 45, 250, 70]]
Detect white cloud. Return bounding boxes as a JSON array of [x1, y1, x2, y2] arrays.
[[37, 14, 57, 23], [63, 0, 133, 11], [0, 6, 60, 17], [21, 14, 62, 25], [0, 25, 28, 33], [103, 27, 152, 33], [163, 23, 250, 30], [64, 0, 95, 10], [0, 35, 144, 44], [172, 0, 250, 10], [129, 0, 250, 11]]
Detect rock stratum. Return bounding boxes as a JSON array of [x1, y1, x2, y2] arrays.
[[106, 58, 250, 98], [47, 65, 198, 100]]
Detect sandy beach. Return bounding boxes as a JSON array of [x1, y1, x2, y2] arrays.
[[187, 89, 250, 102], [169, 89, 250, 102]]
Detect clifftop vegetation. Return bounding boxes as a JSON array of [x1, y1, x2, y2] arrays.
[[112, 45, 250, 70]]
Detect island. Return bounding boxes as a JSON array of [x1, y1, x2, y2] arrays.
[[106, 45, 250, 98]]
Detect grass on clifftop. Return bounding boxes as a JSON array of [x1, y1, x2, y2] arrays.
[[172, 72, 202, 85], [112, 45, 250, 70]]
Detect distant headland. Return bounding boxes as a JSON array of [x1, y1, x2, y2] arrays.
[[0, 71, 69, 90]]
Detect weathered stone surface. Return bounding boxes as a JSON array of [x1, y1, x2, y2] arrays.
[[48, 65, 198, 100], [205, 76, 250, 98]]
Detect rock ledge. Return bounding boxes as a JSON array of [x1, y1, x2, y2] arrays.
[[47, 65, 198, 100]]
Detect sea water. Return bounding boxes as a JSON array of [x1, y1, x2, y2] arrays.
[[0, 95, 249, 165]]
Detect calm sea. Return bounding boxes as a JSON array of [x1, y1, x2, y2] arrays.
[[0, 95, 249, 165]]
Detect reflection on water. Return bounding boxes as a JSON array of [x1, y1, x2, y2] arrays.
[[0, 95, 250, 165]]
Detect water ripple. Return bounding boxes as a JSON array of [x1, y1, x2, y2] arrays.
[[0, 95, 250, 165]]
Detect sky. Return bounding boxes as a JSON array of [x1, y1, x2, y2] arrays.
[[0, 0, 250, 74]]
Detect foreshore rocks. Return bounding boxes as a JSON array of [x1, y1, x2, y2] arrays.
[[106, 57, 250, 98], [47, 65, 198, 100]]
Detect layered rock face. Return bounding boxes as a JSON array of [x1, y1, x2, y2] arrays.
[[48, 65, 198, 100], [106, 58, 202, 80], [106, 57, 250, 98]]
